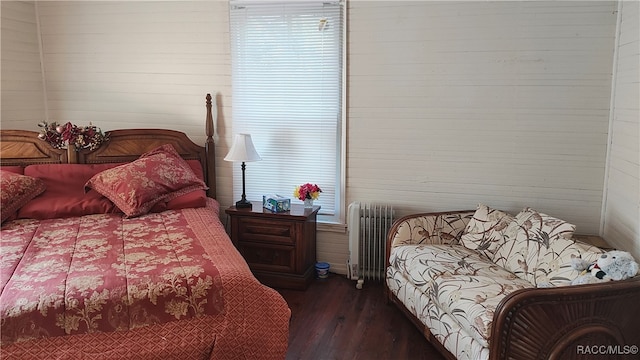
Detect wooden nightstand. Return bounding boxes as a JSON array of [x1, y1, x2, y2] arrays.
[[225, 202, 320, 290]]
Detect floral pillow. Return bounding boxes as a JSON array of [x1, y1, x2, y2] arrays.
[[535, 237, 603, 287], [85, 144, 208, 217], [493, 207, 576, 284], [1, 170, 46, 223], [459, 203, 514, 260]]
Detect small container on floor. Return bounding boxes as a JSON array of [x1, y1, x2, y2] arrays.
[[315, 262, 330, 279]]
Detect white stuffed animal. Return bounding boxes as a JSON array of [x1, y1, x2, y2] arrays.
[[571, 250, 639, 285]]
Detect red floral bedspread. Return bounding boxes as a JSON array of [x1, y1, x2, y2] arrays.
[[0, 208, 224, 345]]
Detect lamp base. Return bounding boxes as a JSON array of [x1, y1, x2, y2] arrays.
[[235, 199, 253, 209]]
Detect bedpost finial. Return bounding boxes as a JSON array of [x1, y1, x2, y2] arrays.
[[204, 93, 216, 198], [206, 94, 214, 139]]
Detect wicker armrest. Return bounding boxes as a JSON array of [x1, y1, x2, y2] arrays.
[[490, 276, 640, 360]]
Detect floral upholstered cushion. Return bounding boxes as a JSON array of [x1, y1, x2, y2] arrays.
[[492, 207, 576, 284], [85, 144, 208, 217], [534, 237, 603, 287], [428, 273, 532, 346], [388, 244, 532, 349], [0, 171, 46, 223], [389, 244, 518, 290], [460, 204, 514, 260], [389, 211, 473, 248], [387, 267, 490, 360]]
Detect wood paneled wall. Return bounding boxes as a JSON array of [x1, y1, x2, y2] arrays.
[[1, 1, 46, 129], [603, 1, 640, 259], [347, 1, 616, 235], [34, 0, 235, 208], [1, 1, 637, 273]]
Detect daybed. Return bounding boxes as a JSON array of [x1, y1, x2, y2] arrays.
[[0, 94, 290, 359], [385, 204, 640, 360]]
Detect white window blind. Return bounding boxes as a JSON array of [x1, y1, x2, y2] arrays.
[[230, 1, 344, 222]]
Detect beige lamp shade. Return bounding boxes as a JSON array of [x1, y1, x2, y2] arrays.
[[224, 133, 262, 162]]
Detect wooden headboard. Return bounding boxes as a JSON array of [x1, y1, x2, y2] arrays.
[[0, 94, 217, 198], [0, 130, 68, 165]]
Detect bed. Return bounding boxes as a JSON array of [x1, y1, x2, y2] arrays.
[[0, 94, 291, 359]]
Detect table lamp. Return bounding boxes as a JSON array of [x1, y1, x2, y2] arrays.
[[224, 133, 262, 208]]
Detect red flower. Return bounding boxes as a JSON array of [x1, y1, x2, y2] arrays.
[[38, 121, 108, 151], [294, 183, 322, 201]]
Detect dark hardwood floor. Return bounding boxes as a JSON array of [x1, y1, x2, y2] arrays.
[[276, 273, 446, 360]]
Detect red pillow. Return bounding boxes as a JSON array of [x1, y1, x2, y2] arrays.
[[185, 159, 205, 182], [19, 192, 118, 220], [1, 170, 46, 222], [85, 144, 208, 217], [1, 166, 24, 175], [149, 160, 208, 212], [20, 163, 121, 219], [150, 190, 207, 213]]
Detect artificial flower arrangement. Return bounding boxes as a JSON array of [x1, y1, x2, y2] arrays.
[[294, 183, 322, 201], [38, 121, 108, 151]]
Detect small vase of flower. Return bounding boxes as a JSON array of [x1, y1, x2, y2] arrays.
[[294, 183, 322, 208], [303, 198, 314, 208]]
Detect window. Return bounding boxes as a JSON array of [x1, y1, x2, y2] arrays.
[[229, 1, 345, 224]]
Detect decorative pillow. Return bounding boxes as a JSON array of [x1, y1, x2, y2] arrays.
[[493, 207, 576, 284], [150, 189, 207, 213], [1, 166, 24, 175], [1, 170, 46, 223], [85, 144, 208, 217], [460, 203, 514, 259], [19, 190, 118, 220], [20, 163, 120, 219], [535, 237, 603, 287], [184, 160, 205, 182], [149, 159, 208, 213]]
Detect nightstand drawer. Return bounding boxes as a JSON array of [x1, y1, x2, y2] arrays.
[[225, 203, 320, 289], [238, 242, 295, 273], [237, 217, 296, 245]]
